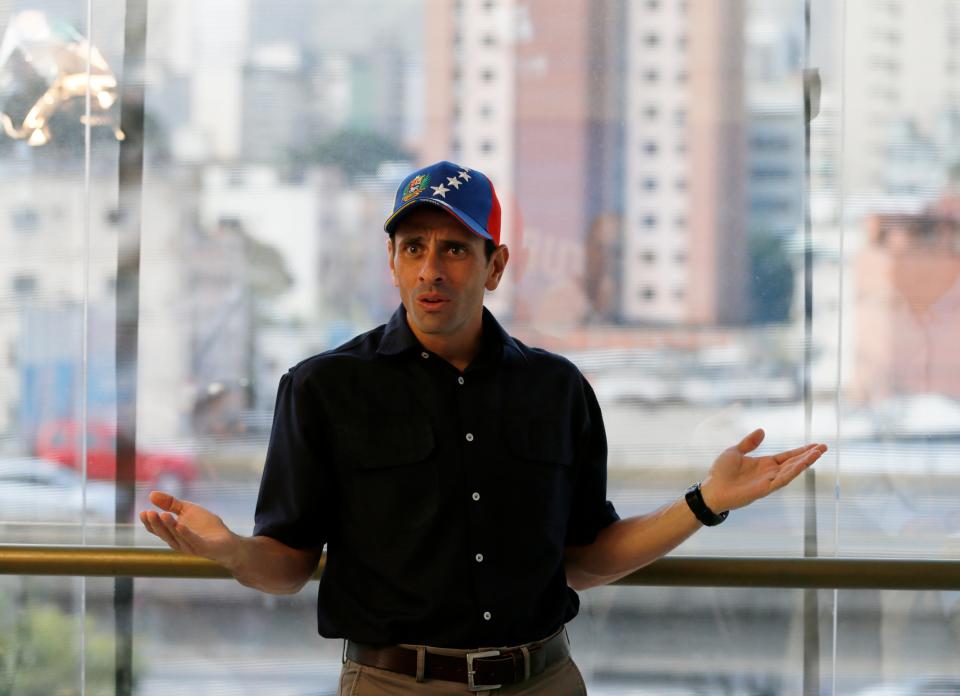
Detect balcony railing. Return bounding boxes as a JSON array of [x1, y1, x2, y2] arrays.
[[2, 546, 959, 590]]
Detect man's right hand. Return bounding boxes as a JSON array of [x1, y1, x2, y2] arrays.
[[139, 490, 322, 594], [139, 491, 239, 566]]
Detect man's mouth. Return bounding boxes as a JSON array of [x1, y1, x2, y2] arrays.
[[417, 294, 449, 308]]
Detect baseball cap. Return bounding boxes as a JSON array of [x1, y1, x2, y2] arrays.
[[383, 161, 502, 245]]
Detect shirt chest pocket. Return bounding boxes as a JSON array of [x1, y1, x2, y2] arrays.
[[502, 419, 575, 536], [335, 423, 439, 531]]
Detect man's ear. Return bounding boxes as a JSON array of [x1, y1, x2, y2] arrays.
[[485, 245, 510, 291], [386, 236, 399, 287]]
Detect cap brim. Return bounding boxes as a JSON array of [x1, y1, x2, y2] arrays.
[[384, 198, 494, 242]]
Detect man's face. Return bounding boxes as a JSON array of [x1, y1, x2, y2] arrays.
[[388, 206, 508, 341]]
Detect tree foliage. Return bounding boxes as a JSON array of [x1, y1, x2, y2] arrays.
[[0, 592, 143, 696], [748, 230, 795, 324], [298, 129, 410, 180]]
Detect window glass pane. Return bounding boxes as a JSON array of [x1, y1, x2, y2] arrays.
[[3, 0, 960, 693]]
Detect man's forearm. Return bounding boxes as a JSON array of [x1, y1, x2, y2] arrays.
[[564, 496, 701, 591], [222, 534, 322, 594]]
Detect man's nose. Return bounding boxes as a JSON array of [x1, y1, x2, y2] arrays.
[[418, 247, 445, 283]]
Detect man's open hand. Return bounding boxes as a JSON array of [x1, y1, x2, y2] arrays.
[[700, 428, 827, 514], [139, 491, 238, 564]]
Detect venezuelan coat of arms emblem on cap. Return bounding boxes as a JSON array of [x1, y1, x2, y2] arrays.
[[402, 174, 431, 202]]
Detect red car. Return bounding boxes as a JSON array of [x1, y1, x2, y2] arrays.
[[35, 420, 198, 497]]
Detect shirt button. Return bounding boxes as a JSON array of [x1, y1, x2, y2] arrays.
[[465, 433, 474, 442], [483, 611, 492, 621], [421, 351, 429, 359], [471, 492, 480, 501], [475, 553, 484, 562], [458, 376, 465, 385]]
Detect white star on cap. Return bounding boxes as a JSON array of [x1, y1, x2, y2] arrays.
[[446, 176, 462, 189], [458, 170, 472, 182], [431, 183, 450, 198]]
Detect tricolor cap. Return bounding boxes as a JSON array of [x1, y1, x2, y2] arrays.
[[383, 161, 502, 245]]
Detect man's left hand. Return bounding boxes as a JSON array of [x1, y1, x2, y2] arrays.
[[699, 428, 827, 514]]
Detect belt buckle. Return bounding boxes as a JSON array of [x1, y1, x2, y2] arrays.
[[466, 649, 501, 692]]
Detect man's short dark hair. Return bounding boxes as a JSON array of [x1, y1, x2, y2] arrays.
[[389, 231, 497, 262]]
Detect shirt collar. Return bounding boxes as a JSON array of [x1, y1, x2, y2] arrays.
[[377, 303, 526, 365]]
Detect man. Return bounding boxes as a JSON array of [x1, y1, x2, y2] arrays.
[[140, 161, 827, 695]]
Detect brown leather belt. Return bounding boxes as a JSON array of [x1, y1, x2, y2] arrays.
[[345, 629, 569, 692]]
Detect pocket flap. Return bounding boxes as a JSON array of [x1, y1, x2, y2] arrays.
[[505, 419, 574, 466]]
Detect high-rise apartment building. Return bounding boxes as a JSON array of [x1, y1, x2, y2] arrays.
[[425, 0, 748, 327], [623, 0, 749, 325]]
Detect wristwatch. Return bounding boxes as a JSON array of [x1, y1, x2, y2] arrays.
[[684, 483, 729, 526]]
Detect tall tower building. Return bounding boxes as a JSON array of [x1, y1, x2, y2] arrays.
[[425, 0, 745, 327], [423, 0, 518, 317], [830, 0, 960, 200], [622, 0, 748, 325], [424, 0, 624, 323]]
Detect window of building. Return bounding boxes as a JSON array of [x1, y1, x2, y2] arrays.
[[643, 68, 659, 83], [640, 286, 656, 300], [11, 206, 39, 232], [643, 105, 659, 120], [642, 177, 658, 191], [481, 68, 495, 82], [644, 33, 660, 47], [751, 167, 792, 180], [105, 208, 125, 226], [227, 169, 245, 187], [480, 139, 495, 154], [640, 250, 656, 264], [751, 135, 790, 151], [643, 141, 658, 155], [12, 274, 37, 296], [642, 214, 658, 228]]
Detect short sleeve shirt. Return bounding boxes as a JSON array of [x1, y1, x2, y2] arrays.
[[253, 305, 619, 648]]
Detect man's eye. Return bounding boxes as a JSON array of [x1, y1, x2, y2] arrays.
[[405, 244, 419, 254], [449, 246, 466, 256]]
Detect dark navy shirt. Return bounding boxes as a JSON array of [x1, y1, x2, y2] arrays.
[[253, 304, 619, 648]]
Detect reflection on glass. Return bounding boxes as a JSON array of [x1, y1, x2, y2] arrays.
[[0, 10, 122, 146]]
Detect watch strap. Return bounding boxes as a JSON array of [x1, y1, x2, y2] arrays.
[[685, 483, 729, 526]]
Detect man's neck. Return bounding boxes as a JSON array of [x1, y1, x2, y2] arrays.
[[406, 311, 484, 372]]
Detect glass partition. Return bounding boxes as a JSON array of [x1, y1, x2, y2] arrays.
[[2, 0, 960, 693]]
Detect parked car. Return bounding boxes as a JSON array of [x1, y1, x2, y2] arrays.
[[35, 420, 198, 497], [0, 456, 114, 525]]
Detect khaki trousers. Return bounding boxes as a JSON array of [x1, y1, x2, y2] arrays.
[[336, 630, 588, 696]]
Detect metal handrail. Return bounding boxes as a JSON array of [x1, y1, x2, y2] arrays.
[[1, 546, 959, 590]]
